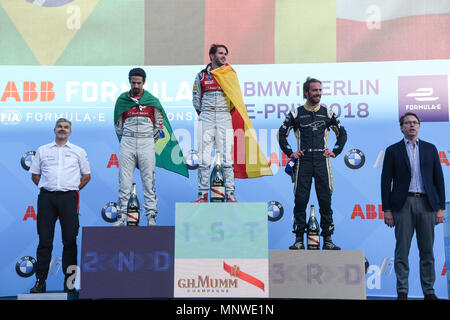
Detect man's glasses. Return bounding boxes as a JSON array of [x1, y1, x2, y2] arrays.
[[403, 121, 419, 126]]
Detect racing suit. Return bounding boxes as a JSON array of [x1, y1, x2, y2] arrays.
[[278, 104, 347, 237], [193, 64, 234, 196], [115, 92, 164, 225]]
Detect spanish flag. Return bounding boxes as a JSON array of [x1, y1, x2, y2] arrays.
[[210, 64, 272, 178]]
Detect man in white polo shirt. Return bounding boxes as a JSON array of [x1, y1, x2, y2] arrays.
[[28, 118, 91, 293]]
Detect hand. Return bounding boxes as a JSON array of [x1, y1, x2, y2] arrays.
[[153, 128, 163, 142], [384, 210, 394, 228], [435, 209, 444, 225], [323, 148, 336, 158], [290, 151, 304, 159]]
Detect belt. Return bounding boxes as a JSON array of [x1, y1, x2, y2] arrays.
[[407, 192, 426, 197], [302, 148, 324, 152], [121, 132, 153, 138], [202, 107, 229, 112], [41, 188, 75, 194]]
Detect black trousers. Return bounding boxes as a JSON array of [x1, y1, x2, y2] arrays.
[[35, 189, 79, 281], [293, 157, 335, 237]]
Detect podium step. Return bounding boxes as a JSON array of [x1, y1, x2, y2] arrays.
[[269, 250, 367, 299], [17, 291, 78, 300]]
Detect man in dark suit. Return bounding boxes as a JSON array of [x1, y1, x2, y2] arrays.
[[381, 112, 445, 300]]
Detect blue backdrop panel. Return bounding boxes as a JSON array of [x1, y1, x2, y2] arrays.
[[0, 61, 448, 298]]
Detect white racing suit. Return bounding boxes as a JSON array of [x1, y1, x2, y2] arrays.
[[193, 65, 234, 196], [115, 95, 164, 225]]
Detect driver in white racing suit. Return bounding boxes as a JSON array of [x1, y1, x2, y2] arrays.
[[114, 68, 164, 226], [192, 44, 237, 203]]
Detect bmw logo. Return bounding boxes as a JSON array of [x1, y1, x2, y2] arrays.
[[20, 151, 36, 171], [268, 201, 284, 222], [15, 256, 36, 278], [184, 149, 199, 170], [344, 149, 366, 169], [101, 202, 118, 223]]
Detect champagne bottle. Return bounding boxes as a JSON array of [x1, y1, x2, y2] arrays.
[[210, 152, 225, 202], [307, 205, 320, 250], [126, 183, 140, 226]]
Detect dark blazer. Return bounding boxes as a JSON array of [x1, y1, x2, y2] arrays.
[[381, 139, 445, 212]]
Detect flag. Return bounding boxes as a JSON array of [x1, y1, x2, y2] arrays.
[[336, 0, 450, 62], [210, 64, 272, 178], [114, 90, 189, 178]]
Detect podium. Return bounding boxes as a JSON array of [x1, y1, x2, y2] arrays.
[[269, 250, 366, 299], [79, 226, 174, 299], [174, 202, 269, 298], [78, 203, 367, 299], [17, 292, 78, 300]]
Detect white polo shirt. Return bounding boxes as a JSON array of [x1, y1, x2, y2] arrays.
[[29, 141, 91, 192]]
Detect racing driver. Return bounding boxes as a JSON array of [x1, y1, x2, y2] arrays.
[[192, 44, 237, 203], [114, 68, 164, 226], [278, 77, 347, 250]]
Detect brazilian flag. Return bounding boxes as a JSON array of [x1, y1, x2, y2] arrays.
[[114, 90, 189, 178]]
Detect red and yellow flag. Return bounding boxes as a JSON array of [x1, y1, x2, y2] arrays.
[[210, 64, 272, 178]]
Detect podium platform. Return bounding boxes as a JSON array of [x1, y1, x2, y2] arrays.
[[77, 204, 368, 299], [79, 226, 174, 299], [174, 202, 269, 298], [269, 250, 366, 299], [17, 292, 78, 300]]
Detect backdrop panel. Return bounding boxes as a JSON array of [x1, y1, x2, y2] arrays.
[[0, 60, 448, 298]]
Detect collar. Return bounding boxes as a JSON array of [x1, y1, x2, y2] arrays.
[[50, 140, 72, 148], [403, 137, 419, 146], [207, 63, 228, 73], [303, 103, 321, 113], [128, 90, 143, 100]]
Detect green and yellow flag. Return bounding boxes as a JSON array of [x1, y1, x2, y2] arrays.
[[114, 90, 189, 178]]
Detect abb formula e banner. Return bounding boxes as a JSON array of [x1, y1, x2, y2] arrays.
[[0, 60, 449, 298]]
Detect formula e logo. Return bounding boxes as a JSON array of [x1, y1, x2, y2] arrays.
[[398, 75, 448, 122], [101, 202, 118, 223], [268, 200, 284, 222], [406, 88, 439, 102], [15, 256, 36, 278], [300, 120, 325, 131], [344, 149, 365, 169], [20, 151, 36, 171], [184, 149, 199, 170]]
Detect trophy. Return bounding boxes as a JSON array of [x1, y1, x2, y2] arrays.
[[307, 205, 320, 250], [126, 183, 140, 226], [210, 152, 225, 202]]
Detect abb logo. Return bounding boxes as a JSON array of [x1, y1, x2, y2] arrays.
[[23, 206, 37, 221], [1, 81, 55, 102], [23, 206, 60, 221], [351, 204, 384, 220], [267, 152, 290, 167], [439, 151, 450, 166], [107, 154, 119, 168]]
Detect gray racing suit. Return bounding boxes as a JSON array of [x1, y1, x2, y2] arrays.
[[115, 94, 164, 225], [193, 64, 234, 195]]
